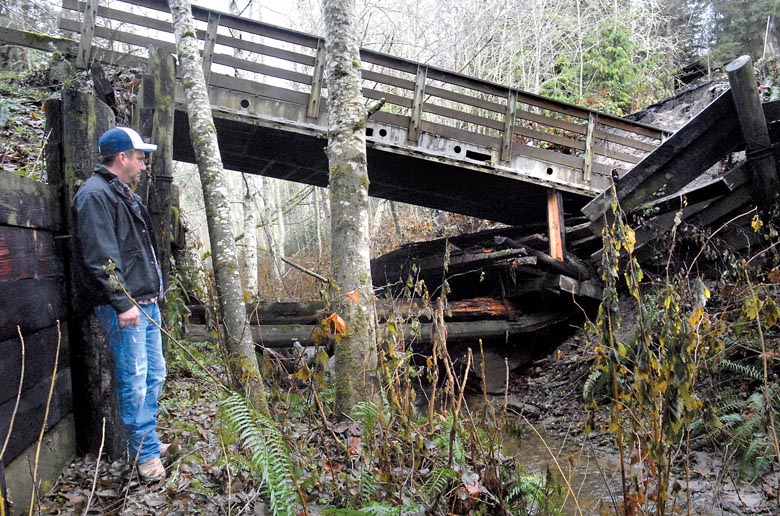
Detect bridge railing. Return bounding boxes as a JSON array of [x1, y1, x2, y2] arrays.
[[60, 0, 668, 188]]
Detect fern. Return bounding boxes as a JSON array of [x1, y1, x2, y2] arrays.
[[359, 469, 378, 504], [582, 368, 604, 400], [421, 467, 455, 502], [719, 359, 762, 382], [220, 392, 299, 516]]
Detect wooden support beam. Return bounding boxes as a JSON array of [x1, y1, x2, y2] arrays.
[[583, 112, 597, 182], [501, 90, 518, 162], [75, 0, 99, 68], [202, 12, 221, 87], [307, 40, 326, 119], [725, 55, 779, 212], [408, 65, 427, 144], [547, 188, 565, 261]]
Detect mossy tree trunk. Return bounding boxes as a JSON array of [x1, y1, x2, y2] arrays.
[[322, 0, 379, 416], [242, 176, 259, 297], [169, 0, 269, 415]]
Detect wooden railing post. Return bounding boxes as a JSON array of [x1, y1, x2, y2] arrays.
[[408, 65, 427, 144], [547, 188, 565, 261], [583, 112, 597, 182], [307, 40, 326, 119], [75, 0, 99, 68], [202, 12, 220, 87], [725, 55, 779, 212], [501, 90, 518, 163]]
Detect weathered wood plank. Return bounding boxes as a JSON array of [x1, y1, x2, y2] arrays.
[[190, 297, 525, 326], [583, 91, 741, 221], [0, 324, 70, 406], [0, 278, 67, 342], [547, 189, 565, 260], [0, 368, 72, 464], [425, 84, 506, 114], [0, 171, 61, 231], [362, 69, 415, 91], [0, 227, 63, 282]]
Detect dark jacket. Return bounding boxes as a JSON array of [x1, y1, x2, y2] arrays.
[[72, 165, 161, 314]]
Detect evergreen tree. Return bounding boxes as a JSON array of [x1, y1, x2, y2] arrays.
[[710, 0, 777, 64]]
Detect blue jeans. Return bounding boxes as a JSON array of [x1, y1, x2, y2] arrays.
[[95, 303, 166, 464]]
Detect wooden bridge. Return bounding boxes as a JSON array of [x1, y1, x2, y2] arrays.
[[40, 0, 666, 227]]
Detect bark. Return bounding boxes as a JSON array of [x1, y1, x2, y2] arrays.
[[322, 0, 379, 416], [169, 0, 269, 415], [242, 176, 259, 297]]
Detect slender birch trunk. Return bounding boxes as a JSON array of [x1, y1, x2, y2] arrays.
[[243, 176, 259, 297], [322, 0, 378, 416], [169, 0, 269, 415]]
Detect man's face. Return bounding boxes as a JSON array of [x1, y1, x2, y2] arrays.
[[118, 149, 147, 184]]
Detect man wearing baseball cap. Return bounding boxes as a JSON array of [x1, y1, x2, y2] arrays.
[[72, 126, 167, 482]]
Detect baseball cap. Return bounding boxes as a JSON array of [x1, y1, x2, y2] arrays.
[[98, 127, 157, 155]]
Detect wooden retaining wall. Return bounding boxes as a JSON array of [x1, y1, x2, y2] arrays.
[[0, 169, 74, 510]]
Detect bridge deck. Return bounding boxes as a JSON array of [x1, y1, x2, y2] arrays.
[[58, 0, 669, 225]]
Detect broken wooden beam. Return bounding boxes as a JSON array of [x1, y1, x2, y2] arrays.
[[187, 297, 524, 326], [725, 55, 779, 212]]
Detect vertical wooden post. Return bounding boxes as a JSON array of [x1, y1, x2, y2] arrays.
[[583, 112, 597, 182], [547, 188, 565, 261], [501, 90, 518, 163], [725, 55, 779, 212], [76, 0, 100, 69], [202, 12, 220, 87], [307, 40, 326, 119], [135, 47, 175, 327], [408, 65, 427, 144], [46, 90, 126, 460]]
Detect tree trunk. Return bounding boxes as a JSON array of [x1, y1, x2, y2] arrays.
[[242, 176, 259, 298], [169, 0, 269, 415], [322, 0, 378, 416]]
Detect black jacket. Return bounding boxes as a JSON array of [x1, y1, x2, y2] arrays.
[[72, 166, 161, 314]]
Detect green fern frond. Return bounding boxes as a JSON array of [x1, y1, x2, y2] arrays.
[[359, 469, 378, 504], [582, 368, 604, 400], [719, 359, 762, 382], [421, 467, 455, 501], [219, 392, 298, 516]]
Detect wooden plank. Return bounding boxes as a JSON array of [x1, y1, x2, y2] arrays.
[[0, 324, 70, 406], [363, 87, 413, 109], [725, 55, 779, 210], [547, 189, 565, 261], [75, 0, 99, 68], [583, 91, 740, 221], [687, 185, 754, 227], [424, 102, 504, 131], [360, 48, 421, 76], [59, 17, 177, 55], [123, 0, 321, 49], [0, 227, 63, 283], [501, 90, 518, 162], [511, 139, 611, 177], [307, 41, 326, 119], [0, 278, 67, 343], [215, 33, 316, 67], [362, 68, 415, 91], [207, 73, 310, 106], [0, 171, 61, 231], [422, 120, 501, 150], [63, 0, 173, 34], [427, 67, 510, 98], [0, 368, 72, 464], [202, 12, 220, 87], [425, 84, 506, 114], [210, 53, 313, 86], [0, 26, 74, 54], [408, 65, 427, 144]]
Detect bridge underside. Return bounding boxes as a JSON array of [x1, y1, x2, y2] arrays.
[[171, 110, 589, 226]]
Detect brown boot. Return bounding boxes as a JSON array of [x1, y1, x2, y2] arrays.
[[138, 457, 166, 482]]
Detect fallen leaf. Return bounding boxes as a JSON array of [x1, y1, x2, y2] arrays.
[[345, 290, 360, 302]]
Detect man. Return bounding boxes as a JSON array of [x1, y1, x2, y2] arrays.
[[72, 127, 167, 482]]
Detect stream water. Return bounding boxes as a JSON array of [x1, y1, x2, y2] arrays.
[[464, 395, 722, 516]]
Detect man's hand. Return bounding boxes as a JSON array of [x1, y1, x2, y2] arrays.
[[118, 306, 140, 328]]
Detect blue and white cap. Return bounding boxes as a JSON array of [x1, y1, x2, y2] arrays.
[[98, 127, 157, 156]]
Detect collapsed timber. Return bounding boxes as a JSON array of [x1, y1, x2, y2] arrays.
[[188, 223, 601, 361]]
